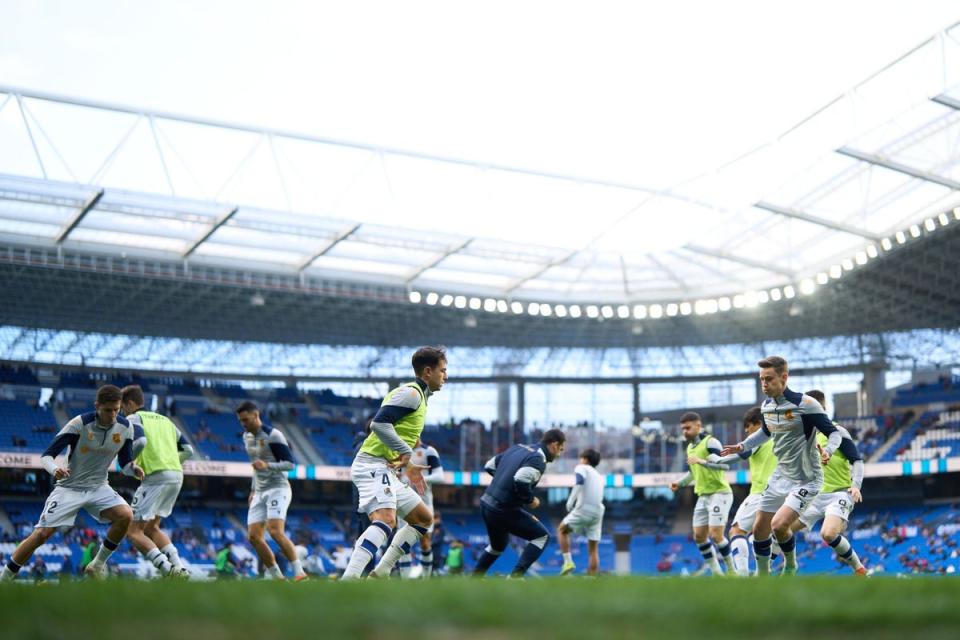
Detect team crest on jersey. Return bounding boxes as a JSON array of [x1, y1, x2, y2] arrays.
[[112, 433, 122, 444], [785, 410, 794, 420], [87, 431, 95, 440], [384, 486, 392, 496], [80, 445, 90, 453]]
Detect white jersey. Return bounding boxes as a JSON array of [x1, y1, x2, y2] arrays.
[[754, 388, 841, 484], [243, 424, 295, 492], [567, 464, 604, 514], [402, 444, 443, 506]]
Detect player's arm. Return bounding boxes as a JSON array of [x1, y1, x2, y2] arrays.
[[670, 470, 693, 491], [483, 453, 502, 477], [836, 427, 865, 501], [716, 449, 752, 465], [693, 437, 731, 470], [117, 433, 145, 480], [369, 389, 421, 458], [722, 420, 770, 456], [566, 468, 584, 511], [424, 447, 444, 484], [801, 400, 841, 458], [130, 421, 147, 459], [266, 430, 295, 471], [175, 427, 195, 462], [514, 457, 546, 506], [40, 417, 82, 479]]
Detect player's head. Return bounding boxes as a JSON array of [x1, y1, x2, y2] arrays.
[[235, 400, 261, 432], [413, 346, 448, 392], [679, 411, 702, 441], [580, 448, 601, 468], [805, 389, 826, 410], [757, 355, 789, 398], [94, 384, 122, 426], [120, 384, 145, 415], [743, 406, 763, 435], [541, 429, 566, 461]]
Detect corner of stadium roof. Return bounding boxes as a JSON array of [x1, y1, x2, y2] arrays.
[[1, 20, 960, 355]]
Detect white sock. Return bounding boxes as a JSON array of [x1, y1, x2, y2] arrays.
[[264, 564, 283, 579], [146, 547, 172, 575], [374, 524, 428, 577], [398, 553, 413, 578], [829, 535, 864, 571], [715, 538, 734, 571], [91, 537, 120, 567], [291, 558, 306, 577], [420, 550, 433, 578], [562, 552, 573, 564], [730, 536, 750, 576], [342, 521, 391, 580], [162, 543, 183, 570]]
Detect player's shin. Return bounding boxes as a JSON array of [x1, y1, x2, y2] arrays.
[[778, 534, 798, 572], [472, 546, 501, 576], [398, 552, 413, 578], [716, 537, 734, 572], [373, 524, 428, 577], [342, 521, 392, 580], [512, 534, 548, 576], [419, 549, 433, 577], [753, 536, 773, 575], [828, 534, 864, 571]]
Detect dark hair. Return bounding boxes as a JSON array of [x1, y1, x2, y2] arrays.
[[96, 384, 122, 405], [805, 389, 826, 409], [541, 429, 566, 446], [121, 384, 145, 408], [235, 400, 259, 414], [580, 448, 601, 467], [757, 355, 788, 375], [743, 406, 763, 427], [412, 346, 447, 376], [679, 411, 701, 424]]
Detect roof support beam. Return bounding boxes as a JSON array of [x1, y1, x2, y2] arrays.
[[505, 248, 580, 294], [837, 146, 960, 191], [183, 206, 238, 258], [405, 239, 472, 283], [754, 201, 883, 240], [298, 223, 362, 272], [931, 94, 960, 111], [684, 244, 796, 277], [56, 189, 104, 244]]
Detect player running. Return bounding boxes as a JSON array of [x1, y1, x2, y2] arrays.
[[558, 448, 605, 576], [397, 439, 444, 578], [715, 406, 779, 576], [721, 356, 842, 575], [341, 346, 447, 580], [789, 390, 867, 576], [236, 400, 305, 581], [121, 385, 194, 578], [1, 385, 145, 581], [671, 412, 734, 575], [473, 429, 566, 577]]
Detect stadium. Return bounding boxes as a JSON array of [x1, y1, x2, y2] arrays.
[[2, 2, 960, 637]]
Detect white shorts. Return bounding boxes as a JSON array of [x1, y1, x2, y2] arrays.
[[36, 484, 128, 529], [132, 479, 183, 521], [247, 486, 292, 525], [693, 492, 733, 527], [799, 490, 855, 528], [732, 493, 763, 532], [759, 471, 820, 516], [352, 456, 423, 519], [561, 506, 605, 541]]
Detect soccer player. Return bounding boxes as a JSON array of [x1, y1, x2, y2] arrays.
[[1, 385, 145, 582], [670, 412, 734, 575], [120, 385, 194, 578], [473, 429, 566, 577], [236, 400, 305, 581], [721, 356, 842, 575], [397, 438, 444, 578], [789, 390, 867, 576], [558, 448, 605, 576], [715, 407, 778, 576], [341, 346, 448, 580]]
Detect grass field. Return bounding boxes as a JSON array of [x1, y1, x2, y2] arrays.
[[1, 576, 957, 639]]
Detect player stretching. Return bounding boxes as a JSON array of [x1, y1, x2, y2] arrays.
[[473, 429, 566, 577], [1, 385, 145, 581], [671, 412, 734, 575], [121, 385, 194, 578], [721, 356, 841, 576], [236, 400, 305, 581], [558, 448, 605, 576], [398, 439, 444, 578], [716, 407, 778, 576], [789, 390, 867, 576], [341, 347, 447, 579]]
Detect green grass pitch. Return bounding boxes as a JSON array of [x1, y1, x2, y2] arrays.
[[1, 576, 957, 639]]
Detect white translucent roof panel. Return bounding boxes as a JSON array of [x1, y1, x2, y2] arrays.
[[0, 199, 75, 228], [329, 239, 441, 268]]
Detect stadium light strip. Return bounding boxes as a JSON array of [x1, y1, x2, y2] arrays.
[[0, 451, 956, 487], [405, 207, 958, 321]]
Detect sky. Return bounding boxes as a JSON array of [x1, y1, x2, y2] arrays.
[[2, 0, 958, 189]]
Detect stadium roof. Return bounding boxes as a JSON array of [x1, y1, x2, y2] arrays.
[[1, 21, 959, 311]]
